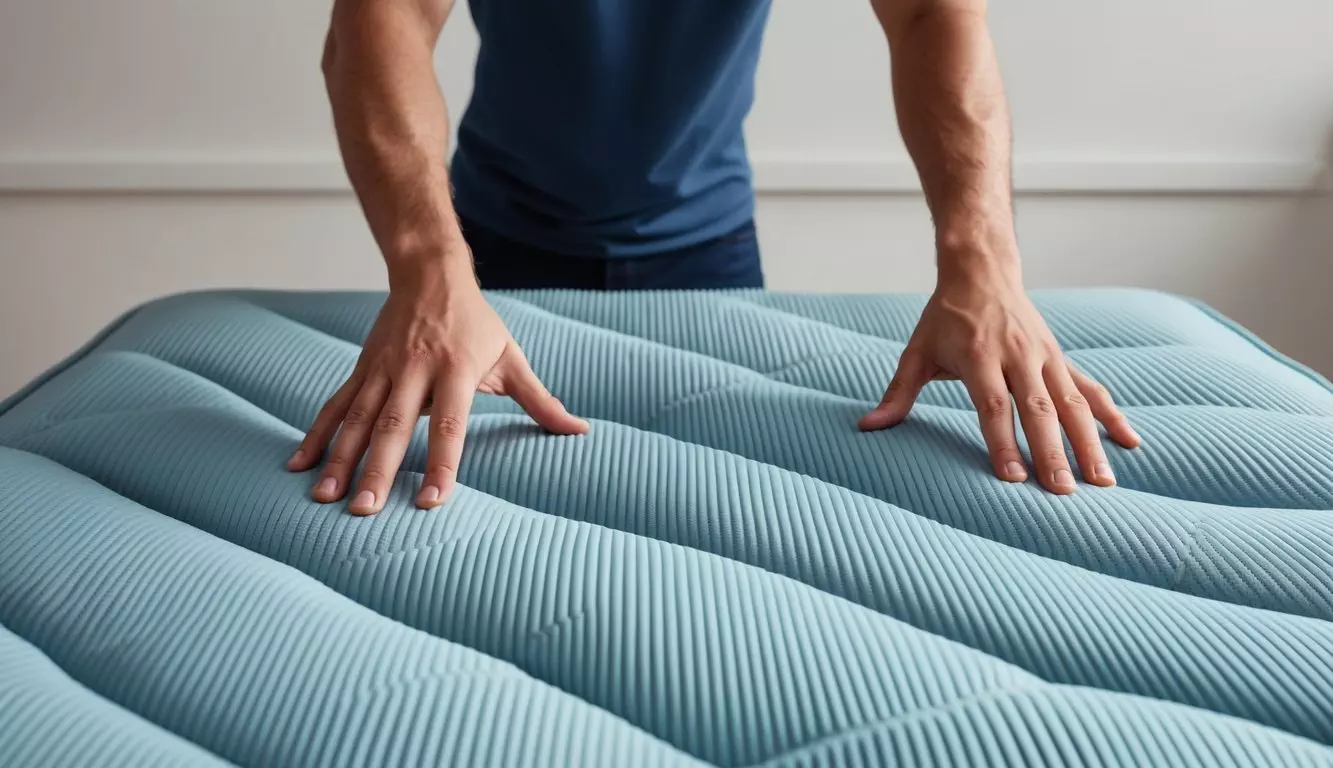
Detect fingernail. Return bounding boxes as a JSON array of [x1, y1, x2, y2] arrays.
[[1054, 469, 1075, 489], [351, 490, 376, 510], [287, 449, 306, 468], [1095, 462, 1115, 483], [1006, 461, 1027, 480], [419, 485, 441, 505], [314, 476, 337, 498]]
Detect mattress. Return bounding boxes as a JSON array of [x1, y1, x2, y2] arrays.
[[1, 288, 1331, 768]]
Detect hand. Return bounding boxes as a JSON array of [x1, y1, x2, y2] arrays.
[[286, 256, 589, 515], [859, 266, 1140, 494]]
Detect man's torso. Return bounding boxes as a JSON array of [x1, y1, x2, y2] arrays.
[[451, 0, 773, 257]]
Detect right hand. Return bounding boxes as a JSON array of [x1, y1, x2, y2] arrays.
[[285, 254, 589, 515]]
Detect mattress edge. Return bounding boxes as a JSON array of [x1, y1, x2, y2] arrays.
[[0, 288, 269, 420], [1186, 296, 1333, 393], [0, 303, 146, 419], [6, 288, 1326, 425]]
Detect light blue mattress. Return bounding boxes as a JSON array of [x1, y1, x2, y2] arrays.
[[1, 289, 1331, 767]]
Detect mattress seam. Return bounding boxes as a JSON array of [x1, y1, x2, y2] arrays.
[[748, 684, 1048, 767], [508, 293, 1328, 415], [0, 618, 241, 766], [0, 449, 604, 759], [1168, 517, 1209, 594], [7, 292, 1333, 761], [499, 294, 893, 404], [725, 293, 1211, 354]]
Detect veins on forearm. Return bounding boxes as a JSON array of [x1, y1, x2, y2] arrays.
[[886, 6, 1016, 258], [323, 2, 465, 266]]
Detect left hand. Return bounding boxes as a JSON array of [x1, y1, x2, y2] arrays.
[[859, 266, 1141, 494]]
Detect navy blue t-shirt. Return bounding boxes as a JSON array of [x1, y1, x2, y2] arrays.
[[451, 0, 773, 257]]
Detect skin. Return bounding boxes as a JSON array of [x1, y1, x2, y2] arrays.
[[292, 0, 1140, 515], [860, 0, 1140, 491]]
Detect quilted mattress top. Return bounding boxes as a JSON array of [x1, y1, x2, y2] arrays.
[[1, 288, 1332, 767]]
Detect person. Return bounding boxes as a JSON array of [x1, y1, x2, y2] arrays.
[[288, 0, 1142, 516]]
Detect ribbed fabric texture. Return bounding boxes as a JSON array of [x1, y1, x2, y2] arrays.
[[0, 621, 231, 767], [0, 449, 702, 768], [1, 288, 1331, 767]]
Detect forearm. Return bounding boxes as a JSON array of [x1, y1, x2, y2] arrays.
[[876, 1, 1017, 283], [323, 0, 467, 280]]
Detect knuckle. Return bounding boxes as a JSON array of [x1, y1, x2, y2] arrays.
[[427, 462, 458, 478], [1040, 449, 1070, 466], [323, 454, 353, 471], [1003, 331, 1030, 356], [1062, 391, 1089, 409], [979, 394, 1010, 417], [437, 349, 470, 374], [358, 467, 389, 485], [1024, 395, 1056, 416], [343, 405, 375, 427], [965, 338, 991, 362], [433, 414, 467, 439], [375, 408, 411, 433], [404, 339, 436, 365]]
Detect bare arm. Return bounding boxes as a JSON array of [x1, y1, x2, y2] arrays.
[[289, 0, 587, 516], [321, 0, 465, 277], [861, 0, 1140, 493], [874, 0, 1016, 282]]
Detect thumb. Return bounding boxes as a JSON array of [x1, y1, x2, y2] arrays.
[[500, 344, 590, 435], [859, 350, 929, 431]]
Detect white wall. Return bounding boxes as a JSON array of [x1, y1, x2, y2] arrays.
[[2, 1, 1331, 398]]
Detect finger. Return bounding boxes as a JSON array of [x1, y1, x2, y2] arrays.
[[1046, 363, 1115, 487], [347, 372, 432, 516], [287, 370, 363, 471], [417, 375, 478, 509], [1071, 366, 1141, 449], [501, 345, 590, 435], [311, 372, 390, 504], [962, 368, 1027, 483], [1009, 364, 1077, 494], [859, 349, 930, 431]]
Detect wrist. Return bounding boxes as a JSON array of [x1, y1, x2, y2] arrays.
[[385, 237, 476, 294], [384, 221, 469, 263], [935, 225, 1022, 289]]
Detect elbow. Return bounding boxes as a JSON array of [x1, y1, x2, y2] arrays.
[[320, 29, 338, 81], [878, 0, 987, 45]]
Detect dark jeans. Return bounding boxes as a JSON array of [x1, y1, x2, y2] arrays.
[[461, 216, 765, 290]]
